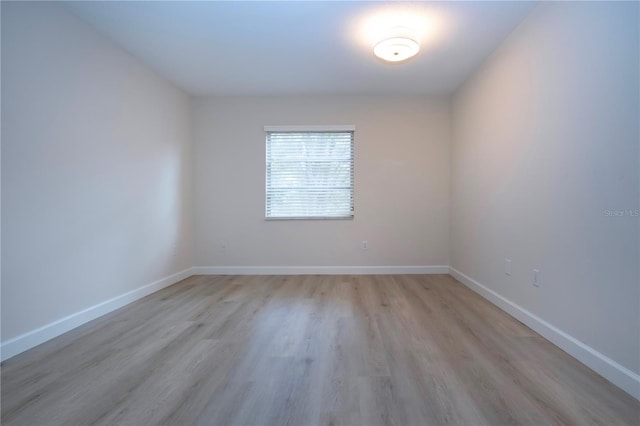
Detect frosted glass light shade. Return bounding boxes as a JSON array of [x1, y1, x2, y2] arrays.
[[374, 37, 420, 62]]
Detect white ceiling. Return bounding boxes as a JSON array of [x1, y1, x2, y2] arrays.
[[63, 1, 536, 96]]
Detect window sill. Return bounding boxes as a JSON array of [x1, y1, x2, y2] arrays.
[[265, 216, 354, 221]]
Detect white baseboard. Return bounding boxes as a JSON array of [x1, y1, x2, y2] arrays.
[[5, 264, 635, 400], [449, 267, 640, 400], [192, 265, 450, 275], [0, 265, 443, 362], [0, 267, 194, 362]]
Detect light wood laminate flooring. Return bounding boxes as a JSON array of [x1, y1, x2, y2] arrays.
[[2, 274, 638, 425]]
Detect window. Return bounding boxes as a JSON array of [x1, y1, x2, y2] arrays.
[[265, 125, 355, 219]]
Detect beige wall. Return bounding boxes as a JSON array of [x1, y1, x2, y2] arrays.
[[451, 2, 639, 374], [1, 2, 194, 341], [194, 96, 450, 268]]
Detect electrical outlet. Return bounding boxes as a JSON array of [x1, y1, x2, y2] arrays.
[[361, 240, 368, 250], [504, 259, 512, 276], [533, 269, 540, 287]]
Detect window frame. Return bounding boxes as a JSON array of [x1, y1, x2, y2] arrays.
[[264, 125, 355, 221]]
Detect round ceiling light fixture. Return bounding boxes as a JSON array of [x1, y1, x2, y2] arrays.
[[373, 37, 420, 63]]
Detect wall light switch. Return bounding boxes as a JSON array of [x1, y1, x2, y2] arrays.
[[505, 259, 512, 276], [533, 269, 540, 287]]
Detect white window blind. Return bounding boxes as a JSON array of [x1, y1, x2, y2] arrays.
[[266, 128, 354, 219]]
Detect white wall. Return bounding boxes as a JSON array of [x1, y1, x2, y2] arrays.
[[194, 96, 450, 269], [2, 0, 636, 399], [451, 0, 639, 377], [1, 2, 194, 342]]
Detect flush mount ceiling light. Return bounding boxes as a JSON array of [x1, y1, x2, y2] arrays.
[[373, 36, 420, 62]]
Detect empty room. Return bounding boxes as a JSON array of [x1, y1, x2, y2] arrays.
[[1, 1, 638, 425]]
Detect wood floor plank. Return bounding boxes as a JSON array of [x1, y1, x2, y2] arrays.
[[2, 274, 638, 426]]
